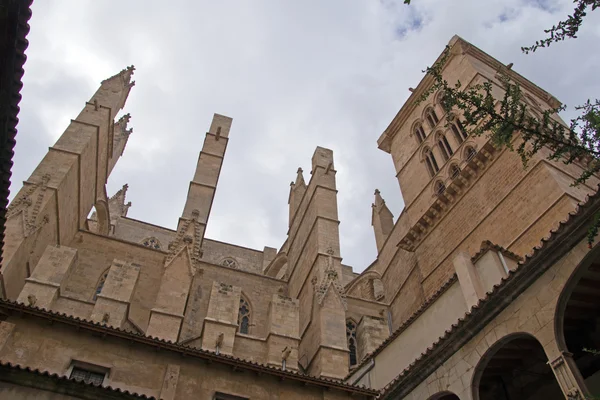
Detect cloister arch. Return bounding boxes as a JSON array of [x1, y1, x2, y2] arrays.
[[427, 392, 460, 400], [554, 243, 600, 396], [472, 333, 562, 400]]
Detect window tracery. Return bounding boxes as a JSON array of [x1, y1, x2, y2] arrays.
[[437, 133, 453, 161], [425, 108, 439, 129], [221, 258, 238, 268], [451, 121, 468, 143], [424, 148, 439, 177], [346, 319, 358, 367], [238, 296, 251, 334], [141, 237, 161, 250], [414, 123, 427, 144], [93, 269, 109, 301]]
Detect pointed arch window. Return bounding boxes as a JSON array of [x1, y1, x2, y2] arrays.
[[425, 108, 439, 129], [465, 146, 477, 161], [437, 134, 453, 161], [141, 237, 161, 250], [414, 124, 427, 144], [238, 296, 251, 334], [346, 320, 358, 367], [424, 148, 439, 177], [93, 269, 109, 301]]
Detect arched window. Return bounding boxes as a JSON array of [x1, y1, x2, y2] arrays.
[[346, 320, 358, 367], [436, 91, 450, 113], [221, 258, 238, 268], [238, 296, 251, 334], [450, 164, 461, 180], [425, 108, 439, 129], [414, 123, 426, 144], [141, 237, 161, 250], [434, 181, 446, 195], [93, 269, 109, 301], [437, 134, 453, 161], [451, 121, 468, 143], [424, 148, 439, 177], [465, 146, 477, 161]]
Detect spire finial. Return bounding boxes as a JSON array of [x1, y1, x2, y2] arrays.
[[294, 167, 306, 187]]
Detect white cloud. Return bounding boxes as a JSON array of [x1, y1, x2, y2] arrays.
[[12, 0, 600, 272]]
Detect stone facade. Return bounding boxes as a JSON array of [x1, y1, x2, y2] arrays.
[[1, 34, 598, 399]]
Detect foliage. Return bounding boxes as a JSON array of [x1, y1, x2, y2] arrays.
[[522, 0, 600, 54]]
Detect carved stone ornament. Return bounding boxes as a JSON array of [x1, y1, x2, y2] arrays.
[[165, 209, 203, 265], [314, 249, 347, 309], [27, 294, 37, 307], [7, 174, 51, 236]]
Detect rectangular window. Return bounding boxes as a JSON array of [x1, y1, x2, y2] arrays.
[[213, 392, 249, 400], [70, 366, 106, 385]]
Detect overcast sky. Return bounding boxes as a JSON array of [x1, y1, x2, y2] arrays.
[[12, 0, 600, 272]]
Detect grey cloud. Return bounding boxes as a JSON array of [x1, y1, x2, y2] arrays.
[[11, 0, 600, 272]]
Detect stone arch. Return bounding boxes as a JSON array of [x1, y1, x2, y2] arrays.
[[423, 105, 440, 130], [554, 243, 600, 393], [427, 392, 460, 400], [264, 253, 288, 278], [411, 119, 427, 144], [345, 270, 385, 301], [471, 332, 562, 400]]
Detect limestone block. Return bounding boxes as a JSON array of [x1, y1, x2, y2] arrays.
[[201, 318, 237, 355], [357, 316, 388, 362], [146, 310, 184, 342], [159, 364, 180, 400], [17, 244, 78, 309], [311, 346, 349, 380], [90, 259, 140, 328], [206, 282, 241, 324], [474, 250, 508, 294], [0, 321, 16, 352], [311, 146, 334, 172], [267, 294, 299, 338], [154, 249, 193, 316], [453, 252, 484, 309], [266, 334, 299, 371], [97, 259, 140, 303]]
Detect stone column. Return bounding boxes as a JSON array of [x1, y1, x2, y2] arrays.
[[90, 259, 140, 328], [549, 352, 591, 399], [17, 245, 78, 310]]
